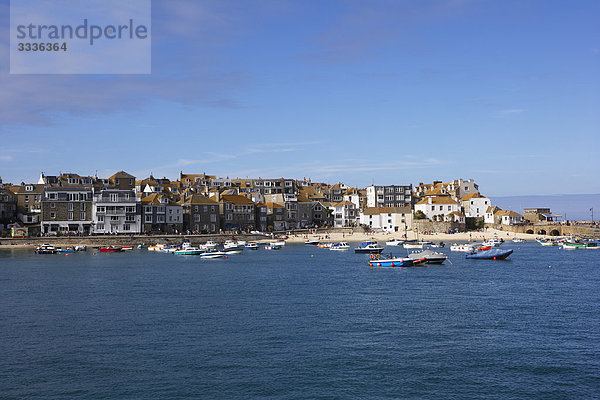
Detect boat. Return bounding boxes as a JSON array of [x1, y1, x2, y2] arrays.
[[237, 240, 247, 246], [419, 240, 432, 245], [562, 241, 600, 250], [385, 238, 404, 246], [450, 243, 476, 252], [74, 245, 87, 251], [305, 240, 320, 245], [317, 242, 332, 249], [355, 243, 384, 254], [477, 245, 492, 251], [368, 254, 414, 268], [199, 241, 219, 250], [264, 244, 282, 250], [224, 241, 245, 252], [57, 247, 77, 253], [200, 251, 227, 259], [121, 246, 133, 251], [330, 242, 350, 251], [483, 238, 502, 247], [430, 242, 445, 248], [245, 243, 259, 250], [466, 248, 513, 260], [403, 240, 423, 249], [148, 243, 167, 251], [512, 238, 525, 243], [538, 239, 558, 246], [407, 249, 448, 264], [35, 244, 58, 254], [99, 246, 123, 253], [137, 244, 145, 249], [174, 247, 204, 255], [271, 240, 286, 246]]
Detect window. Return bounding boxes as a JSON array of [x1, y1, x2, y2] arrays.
[[226, 214, 232, 221], [50, 212, 55, 219], [126, 206, 135, 213], [145, 215, 152, 223], [125, 215, 135, 222], [68, 212, 73, 221], [48, 193, 57, 200], [123, 224, 130, 231], [194, 205, 199, 212], [97, 224, 104, 230], [80, 212, 86, 220], [51, 202, 55, 209], [145, 206, 152, 213], [98, 216, 104, 222], [210, 214, 216, 222], [110, 216, 119, 221], [157, 215, 165, 222], [26, 185, 33, 191], [81, 203, 86, 211], [448, 206, 451, 211], [110, 193, 118, 202], [25, 195, 29, 202], [68, 203, 74, 211]]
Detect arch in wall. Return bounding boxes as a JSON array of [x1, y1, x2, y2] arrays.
[[550, 229, 560, 236], [526, 229, 534, 234], [538, 229, 547, 235]]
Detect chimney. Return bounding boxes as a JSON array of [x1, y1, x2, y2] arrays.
[[428, 197, 432, 204]]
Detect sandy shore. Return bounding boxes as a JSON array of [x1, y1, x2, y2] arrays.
[[284, 228, 547, 244]]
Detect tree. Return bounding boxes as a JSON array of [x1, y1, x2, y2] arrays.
[[414, 210, 426, 220]]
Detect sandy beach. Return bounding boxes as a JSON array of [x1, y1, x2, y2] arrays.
[[284, 228, 546, 244]]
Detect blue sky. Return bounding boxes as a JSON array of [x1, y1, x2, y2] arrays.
[[1, 0, 599, 196]]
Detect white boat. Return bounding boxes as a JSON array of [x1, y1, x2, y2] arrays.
[[403, 241, 423, 249], [237, 240, 247, 246], [512, 238, 525, 243], [200, 251, 227, 259], [174, 247, 204, 255], [450, 243, 477, 252], [224, 241, 244, 251], [271, 240, 286, 246], [223, 249, 243, 255], [74, 245, 87, 251], [245, 242, 259, 250], [385, 238, 404, 246], [199, 241, 219, 250], [148, 243, 167, 251], [483, 238, 503, 247], [330, 242, 350, 251]]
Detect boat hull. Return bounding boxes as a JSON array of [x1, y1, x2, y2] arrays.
[[369, 258, 413, 267], [466, 249, 513, 260]]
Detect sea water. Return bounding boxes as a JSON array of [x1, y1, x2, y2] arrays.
[[1, 242, 599, 399]]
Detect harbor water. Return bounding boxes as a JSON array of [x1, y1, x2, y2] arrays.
[[1, 242, 599, 399]]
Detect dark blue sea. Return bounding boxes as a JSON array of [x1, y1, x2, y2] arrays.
[[1, 242, 599, 399]]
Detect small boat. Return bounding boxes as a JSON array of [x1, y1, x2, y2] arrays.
[[74, 245, 87, 251], [264, 244, 282, 250], [385, 238, 404, 246], [121, 246, 133, 251], [271, 241, 286, 246], [430, 242, 445, 248], [355, 243, 384, 254], [199, 241, 219, 250], [100, 246, 123, 253], [408, 249, 448, 264], [512, 238, 525, 243], [174, 247, 204, 255], [403, 240, 423, 249], [562, 241, 600, 250], [57, 247, 77, 253], [538, 239, 558, 246], [224, 241, 245, 251], [477, 245, 492, 251], [245, 243, 259, 250], [305, 240, 320, 245], [317, 242, 332, 249], [466, 248, 513, 260], [368, 255, 414, 268], [200, 251, 227, 259], [148, 243, 167, 251], [137, 244, 145, 249], [483, 238, 502, 247], [330, 242, 350, 251], [237, 240, 247, 246], [450, 243, 476, 252], [419, 240, 432, 245], [35, 244, 57, 254]]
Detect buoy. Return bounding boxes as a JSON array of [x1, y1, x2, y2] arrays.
[[311, 255, 314, 257], [493, 257, 496, 260], [65, 254, 68, 257], [549, 265, 551, 269], [377, 263, 381, 267], [225, 256, 228, 259], [391, 263, 395, 267], [369, 263, 372, 267], [518, 248, 521, 250]]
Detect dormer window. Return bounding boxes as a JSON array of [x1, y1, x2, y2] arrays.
[[26, 185, 33, 191]]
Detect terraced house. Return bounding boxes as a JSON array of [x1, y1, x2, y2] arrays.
[[41, 186, 93, 235], [92, 189, 141, 234], [180, 194, 219, 233], [219, 194, 256, 232], [141, 193, 182, 234]]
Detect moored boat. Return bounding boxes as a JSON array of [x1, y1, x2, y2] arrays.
[[403, 240, 423, 249], [408, 249, 448, 264], [430, 242, 445, 248], [245, 243, 259, 250], [330, 242, 350, 251], [385, 238, 404, 246], [100, 246, 123, 253], [174, 248, 204, 255], [466, 248, 513, 260], [355, 243, 384, 254], [317, 242, 332, 249], [35, 244, 58, 254], [450, 243, 476, 252], [264, 244, 282, 250], [305, 240, 320, 245], [200, 251, 227, 259], [368, 255, 414, 268]]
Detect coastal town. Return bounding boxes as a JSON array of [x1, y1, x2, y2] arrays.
[[0, 171, 569, 238]]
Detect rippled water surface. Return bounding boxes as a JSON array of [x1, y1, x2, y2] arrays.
[[1, 242, 599, 399]]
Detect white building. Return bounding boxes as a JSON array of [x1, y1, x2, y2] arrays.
[[485, 206, 501, 224], [414, 196, 462, 221], [359, 207, 412, 233], [366, 184, 412, 208], [92, 189, 141, 234], [461, 193, 491, 218], [328, 201, 357, 227]]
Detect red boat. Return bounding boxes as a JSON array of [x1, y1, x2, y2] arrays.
[[100, 246, 123, 253], [477, 245, 492, 251]]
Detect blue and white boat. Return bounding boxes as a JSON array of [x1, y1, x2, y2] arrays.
[[330, 242, 350, 251], [369, 256, 413, 268], [355, 243, 384, 254]]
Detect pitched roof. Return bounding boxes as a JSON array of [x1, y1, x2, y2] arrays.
[[332, 201, 356, 207], [496, 209, 522, 218], [461, 193, 486, 201], [264, 202, 285, 208], [221, 195, 254, 205], [181, 194, 218, 205]]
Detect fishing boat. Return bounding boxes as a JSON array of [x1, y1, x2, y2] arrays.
[[35, 244, 58, 254], [121, 246, 133, 251], [408, 249, 448, 264], [305, 240, 320, 245], [245, 242, 259, 250], [317, 242, 332, 249], [100, 246, 123, 253], [466, 248, 513, 260], [403, 240, 423, 249], [148, 243, 167, 251], [174, 247, 204, 255], [385, 238, 404, 246], [74, 245, 87, 251], [330, 242, 350, 251], [355, 243, 384, 254], [483, 238, 502, 247], [199, 241, 219, 250], [224, 241, 245, 252], [264, 244, 282, 250], [450, 243, 477, 252], [200, 251, 227, 259], [430, 242, 445, 248], [368, 254, 414, 268], [538, 239, 558, 246], [562, 241, 600, 250]]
